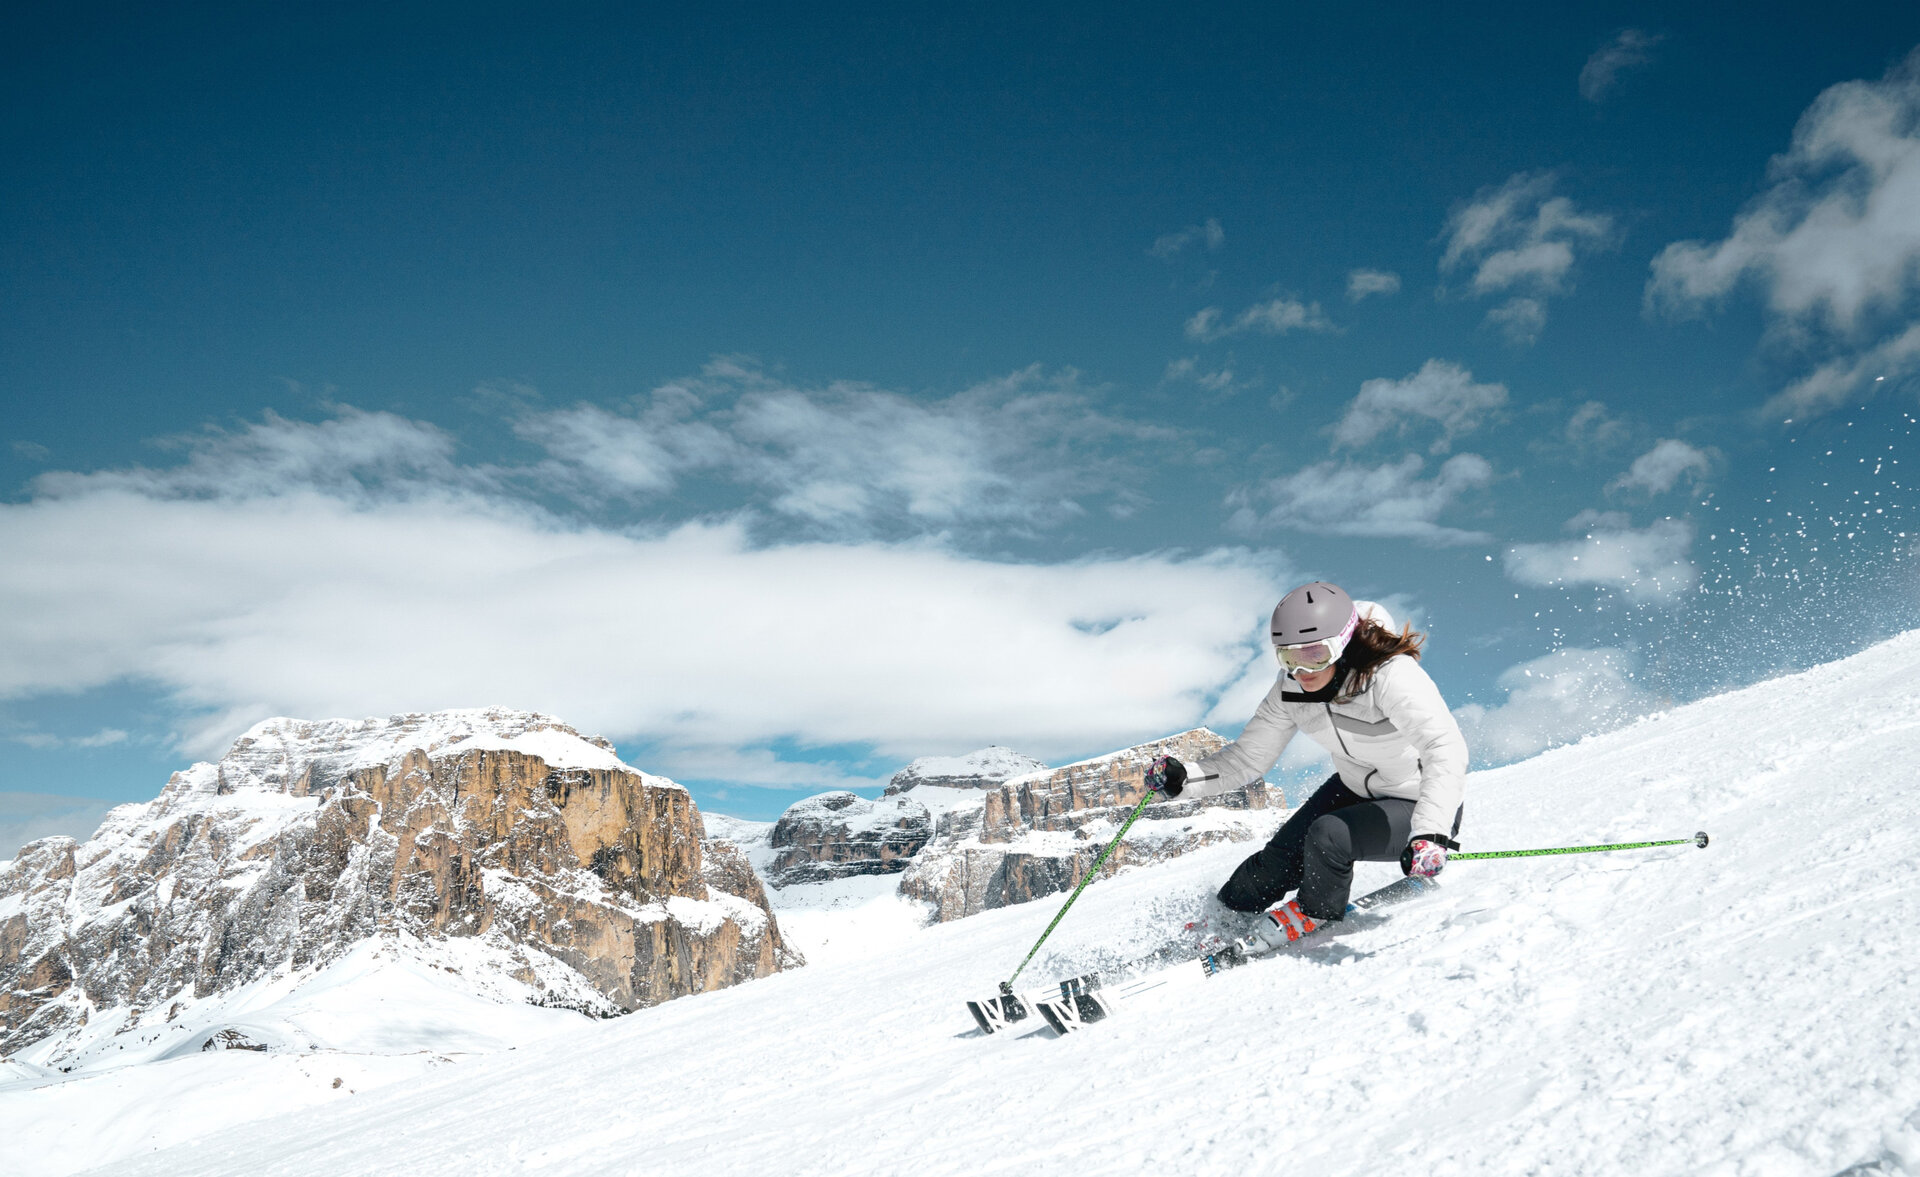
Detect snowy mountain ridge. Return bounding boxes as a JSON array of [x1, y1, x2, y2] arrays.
[[206, 707, 656, 791], [884, 745, 1051, 793]]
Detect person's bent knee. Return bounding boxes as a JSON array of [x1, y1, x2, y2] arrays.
[[1306, 814, 1349, 856]]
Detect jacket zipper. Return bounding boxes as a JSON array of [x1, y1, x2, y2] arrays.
[[1324, 701, 1377, 798]]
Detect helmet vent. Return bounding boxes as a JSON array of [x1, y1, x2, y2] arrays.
[[1298, 626, 1318, 633]]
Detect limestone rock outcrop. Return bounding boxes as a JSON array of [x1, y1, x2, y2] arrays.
[[898, 729, 1280, 922], [766, 792, 932, 885], [0, 709, 797, 1058]]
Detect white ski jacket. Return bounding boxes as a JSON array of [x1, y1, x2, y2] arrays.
[[1182, 603, 1469, 839]]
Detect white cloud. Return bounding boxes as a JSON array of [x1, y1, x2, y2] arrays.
[[1504, 516, 1697, 601], [1163, 356, 1239, 392], [1579, 30, 1665, 103], [0, 409, 1295, 777], [1647, 49, 1920, 416], [1441, 173, 1615, 344], [1606, 439, 1712, 497], [34, 406, 464, 504], [1454, 648, 1657, 763], [519, 361, 1162, 537], [12, 441, 50, 462], [1764, 319, 1920, 419], [1485, 297, 1548, 346], [1563, 401, 1633, 453], [514, 391, 714, 496], [1331, 360, 1507, 452], [1648, 49, 1920, 332], [1346, 269, 1401, 301], [1228, 452, 1495, 546], [1470, 241, 1576, 293], [6, 728, 129, 750], [1149, 218, 1225, 260], [1186, 298, 1335, 342]]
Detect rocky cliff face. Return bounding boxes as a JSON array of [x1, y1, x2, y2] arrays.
[[898, 729, 1280, 922], [0, 709, 797, 1059], [766, 792, 932, 885], [761, 746, 1045, 886]]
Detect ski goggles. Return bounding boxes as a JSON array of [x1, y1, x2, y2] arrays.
[[1273, 609, 1359, 675]]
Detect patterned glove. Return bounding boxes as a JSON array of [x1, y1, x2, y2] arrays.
[[1145, 755, 1187, 799], [1401, 836, 1450, 878]]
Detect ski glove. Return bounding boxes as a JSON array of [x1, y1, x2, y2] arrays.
[[1401, 835, 1455, 879], [1145, 755, 1187, 799]]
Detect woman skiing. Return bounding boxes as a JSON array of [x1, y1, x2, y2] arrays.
[[1146, 580, 1467, 953]]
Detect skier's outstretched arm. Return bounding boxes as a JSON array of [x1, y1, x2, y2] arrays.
[[1176, 683, 1298, 800]]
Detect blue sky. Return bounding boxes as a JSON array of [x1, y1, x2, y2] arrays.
[[4, 4, 1920, 827]]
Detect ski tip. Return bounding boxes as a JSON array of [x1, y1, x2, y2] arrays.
[[1695, 830, 1710, 849], [967, 992, 1031, 1035]]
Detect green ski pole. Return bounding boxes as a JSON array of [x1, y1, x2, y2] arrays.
[[1000, 790, 1156, 995], [1450, 831, 1709, 861]]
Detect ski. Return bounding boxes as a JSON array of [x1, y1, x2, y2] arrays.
[[967, 973, 1133, 1035], [1033, 974, 1117, 1034], [965, 988, 1034, 1035]]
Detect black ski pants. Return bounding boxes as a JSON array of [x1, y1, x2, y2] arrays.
[[1217, 775, 1457, 922]]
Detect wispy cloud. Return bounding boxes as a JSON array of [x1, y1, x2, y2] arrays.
[[1331, 360, 1507, 453], [1766, 322, 1920, 419], [1504, 514, 1696, 602], [1346, 269, 1401, 301], [1647, 49, 1920, 418], [32, 406, 466, 505], [1606, 439, 1712, 497], [6, 728, 130, 750], [1228, 452, 1495, 546], [516, 360, 1167, 540], [1149, 217, 1225, 260], [1579, 30, 1665, 103], [1441, 172, 1615, 345], [1562, 401, 1634, 454], [1162, 356, 1241, 393], [1185, 297, 1335, 342], [1484, 297, 1548, 346]]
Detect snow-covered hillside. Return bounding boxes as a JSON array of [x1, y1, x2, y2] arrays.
[[11, 633, 1920, 1176]]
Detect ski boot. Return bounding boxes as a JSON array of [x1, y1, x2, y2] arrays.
[[1241, 899, 1320, 956]]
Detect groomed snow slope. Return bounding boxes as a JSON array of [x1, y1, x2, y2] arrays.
[[27, 632, 1920, 1177]]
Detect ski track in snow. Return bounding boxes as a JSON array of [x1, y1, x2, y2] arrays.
[[10, 634, 1920, 1176]]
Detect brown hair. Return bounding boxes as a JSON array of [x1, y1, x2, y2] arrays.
[[1338, 618, 1426, 699]]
